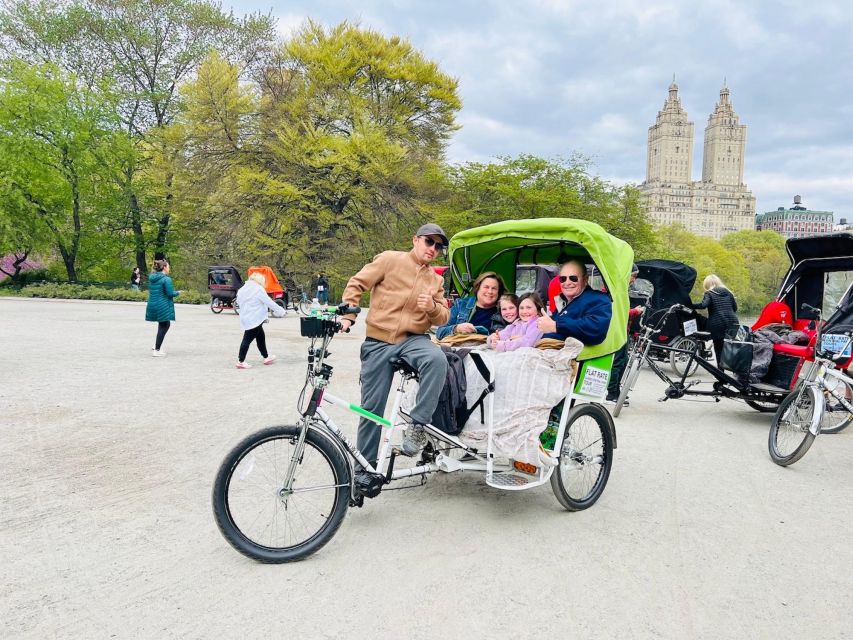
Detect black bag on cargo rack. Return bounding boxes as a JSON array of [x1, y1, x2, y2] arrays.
[[429, 346, 493, 435]]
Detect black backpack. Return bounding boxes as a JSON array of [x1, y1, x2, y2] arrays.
[[429, 346, 493, 435]]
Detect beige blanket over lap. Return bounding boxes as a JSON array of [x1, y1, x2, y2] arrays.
[[402, 338, 583, 466]]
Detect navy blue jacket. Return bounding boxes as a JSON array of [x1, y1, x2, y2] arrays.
[[543, 287, 611, 345]]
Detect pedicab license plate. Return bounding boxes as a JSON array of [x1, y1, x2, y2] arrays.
[[683, 319, 697, 336], [821, 334, 852, 357]]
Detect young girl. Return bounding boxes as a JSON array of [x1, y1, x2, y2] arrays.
[[490, 294, 519, 332], [487, 292, 545, 352]]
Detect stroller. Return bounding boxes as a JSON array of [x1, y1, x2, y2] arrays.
[[208, 266, 243, 314], [633, 259, 712, 374]]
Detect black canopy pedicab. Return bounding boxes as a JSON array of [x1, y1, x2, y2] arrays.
[[208, 266, 243, 314]]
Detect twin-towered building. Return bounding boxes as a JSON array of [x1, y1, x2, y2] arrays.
[[638, 81, 756, 239]]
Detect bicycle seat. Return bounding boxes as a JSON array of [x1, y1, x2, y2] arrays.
[[389, 357, 419, 377]]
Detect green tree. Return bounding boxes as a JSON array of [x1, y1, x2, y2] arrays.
[[177, 22, 462, 285], [0, 0, 276, 276], [721, 229, 788, 313], [433, 154, 658, 255], [0, 61, 125, 281]]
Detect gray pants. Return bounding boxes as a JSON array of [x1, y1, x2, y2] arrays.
[[357, 334, 448, 466]]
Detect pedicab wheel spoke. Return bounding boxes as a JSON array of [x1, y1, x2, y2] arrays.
[[212, 425, 350, 562], [211, 298, 223, 314], [550, 404, 614, 511], [669, 336, 699, 377], [768, 386, 820, 466]]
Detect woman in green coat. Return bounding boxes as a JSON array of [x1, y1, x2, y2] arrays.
[[146, 259, 179, 357]]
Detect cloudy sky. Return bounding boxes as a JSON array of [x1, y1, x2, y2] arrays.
[[227, 0, 853, 220]]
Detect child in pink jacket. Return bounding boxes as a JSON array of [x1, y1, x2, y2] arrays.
[[487, 292, 545, 352]]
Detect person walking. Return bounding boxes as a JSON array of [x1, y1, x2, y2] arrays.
[[316, 273, 330, 305], [130, 267, 141, 291], [146, 259, 179, 357], [692, 274, 740, 362], [235, 272, 286, 369], [338, 223, 451, 493]]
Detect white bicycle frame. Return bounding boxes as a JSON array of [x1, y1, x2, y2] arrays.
[[308, 366, 586, 491], [798, 349, 853, 436]]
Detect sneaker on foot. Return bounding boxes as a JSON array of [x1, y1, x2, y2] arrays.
[[152, 350, 166, 357], [263, 355, 277, 365], [400, 423, 427, 457], [236, 361, 252, 369]]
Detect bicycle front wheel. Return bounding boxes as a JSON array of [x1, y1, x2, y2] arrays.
[[298, 298, 312, 315], [551, 403, 614, 510], [613, 356, 641, 417], [768, 385, 821, 466], [669, 336, 700, 377], [212, 425, 350, 562]]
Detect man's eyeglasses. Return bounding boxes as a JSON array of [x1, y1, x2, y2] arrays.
[[559, 274, 580, 283], [420, 236, 447, 251]]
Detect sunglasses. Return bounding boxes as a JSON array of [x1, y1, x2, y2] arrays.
[[420, 236, 447, 251], [559, 274, 581, 283]]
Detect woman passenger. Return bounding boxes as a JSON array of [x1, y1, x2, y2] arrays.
[[692, 274, 739, 363], [435, 271, 506, 339]]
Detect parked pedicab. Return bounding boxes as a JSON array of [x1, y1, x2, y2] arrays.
[[208, 265, 243, 314], [211, 218, 632, 562], [247, 265, 287, 311], [632, 259, 712, 376], [615, 233, 853, 418]]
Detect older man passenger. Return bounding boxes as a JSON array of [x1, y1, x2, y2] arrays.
[[537, 259, 612, 345]]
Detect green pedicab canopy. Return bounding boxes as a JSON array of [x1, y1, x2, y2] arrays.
[[447, 218, 634, 360]]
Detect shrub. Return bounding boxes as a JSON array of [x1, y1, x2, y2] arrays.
[[0, 282, 209, 304]]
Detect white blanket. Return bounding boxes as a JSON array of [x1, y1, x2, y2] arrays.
[[402, 339, 583, 465]]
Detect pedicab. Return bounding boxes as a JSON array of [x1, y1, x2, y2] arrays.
[[212, 218, 632, 563], [633, 259, 712, 375], [208, 265, 243, 314], [246, 265, 287, 311]]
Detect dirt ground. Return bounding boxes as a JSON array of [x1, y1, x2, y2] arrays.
[[1, 297, 852, 639]]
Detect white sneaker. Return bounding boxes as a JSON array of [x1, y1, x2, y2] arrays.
[[263, 355, 277, 365], [152, 350, 166, 357], [236, 361, 252, 369]]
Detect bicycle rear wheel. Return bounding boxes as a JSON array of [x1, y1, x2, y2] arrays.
[[768, 386, 821, 466], [550, 403, 614, 510], [212, 425, 350, 562], [298, 298, 312, 315], [820, 375, 853, 434], [669, 336, 700, 377]]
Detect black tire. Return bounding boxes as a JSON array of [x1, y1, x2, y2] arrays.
[[815, 375, 853, 434], [233, 300, 239, 315], [551, 403, 614, 510], [298, 299, 312, 316], [275, 298, 286, 310], [669, 336, 700, 377], [768, 386, 820, 466], [613, 356, 640, 417], [745, 398, 781, 413], [211, 298, 223, 314], [212, 425, 350, 563]]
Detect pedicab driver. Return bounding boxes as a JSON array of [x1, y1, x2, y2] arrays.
[[338, 223, 451, 491], [537, 259, 612, 344]]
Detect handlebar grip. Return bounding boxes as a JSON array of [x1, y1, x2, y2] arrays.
[[337, 303, 361, 315]]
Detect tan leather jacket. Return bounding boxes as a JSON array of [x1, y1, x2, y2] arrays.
[[342, 250, 450, 344]]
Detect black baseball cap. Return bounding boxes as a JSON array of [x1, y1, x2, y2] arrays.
[[415, 223, 448, 245]]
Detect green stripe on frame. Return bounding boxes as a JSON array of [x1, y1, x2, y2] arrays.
[[349, 403, 392, 427]]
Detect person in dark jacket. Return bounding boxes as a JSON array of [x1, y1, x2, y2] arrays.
[[130, 267, 141, 290], [692, 274, 739, 362], [316, 273, 330, 305], [537, 259, 611, 345], [145, 259, 179, 357]]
